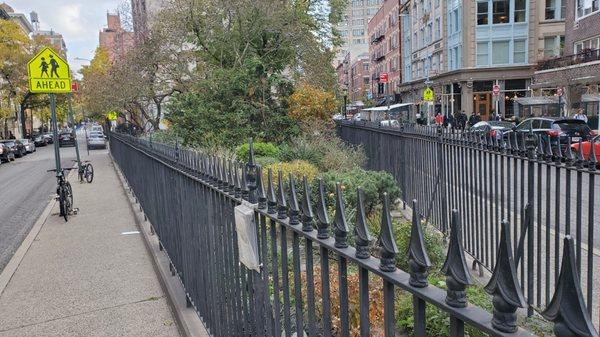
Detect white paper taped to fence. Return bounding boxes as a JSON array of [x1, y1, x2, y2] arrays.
[[234, 200, 260, 272]]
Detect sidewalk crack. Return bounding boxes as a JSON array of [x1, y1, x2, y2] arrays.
[[0, 296, 165, 333]]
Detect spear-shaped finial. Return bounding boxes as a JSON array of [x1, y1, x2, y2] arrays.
[[441, 210, 473, 308], [576, 139, 585, 168], [542, 236, 599, 337], [241, 164, 250, 201], [379, 193, 398, 272], [484, 221, 526, 333], [233, 163, 242, 198], [408, 200, 431, 288], [276, 170, 287, 219], [256, 166, 267, 209], [563, 137, 575, 163], [247, 138, 255, 166], [315, 178, 330, 239], [227, 160, 235, 195], [543, 135, 554, 160], [266, 168, 277, 214], [354, 188, 372, 259], [300, 176, 314, 232], [333, 182, 349, 248], [288, 174, 300, 225]]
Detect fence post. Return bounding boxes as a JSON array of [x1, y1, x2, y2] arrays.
[[437, 126, 449, 234], [525, 130, 537, 317]]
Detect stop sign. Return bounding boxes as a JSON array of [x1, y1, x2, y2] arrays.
[[379, 73, 389, 83], [492, 84, 500, 96]]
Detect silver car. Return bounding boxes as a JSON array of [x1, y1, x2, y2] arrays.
[[20, 139, 36, 153], [87, 132, 107, 149]]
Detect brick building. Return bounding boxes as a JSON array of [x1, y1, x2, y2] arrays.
[[99, 13, 134, 62], [533, 0, 600, 123], [349, 54, 371, 103], [368, 0, 401, 104]]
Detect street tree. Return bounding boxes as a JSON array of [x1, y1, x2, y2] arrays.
[[288, 84, 337, 123]]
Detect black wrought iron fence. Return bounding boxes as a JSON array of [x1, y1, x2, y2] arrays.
[[336, 120, 600, 326], [110, 131, 598, 337]]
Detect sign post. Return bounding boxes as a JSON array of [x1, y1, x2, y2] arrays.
[[27, 47, 72, 176], [380, 73, 390, 119], [493, 82, 500, 119]]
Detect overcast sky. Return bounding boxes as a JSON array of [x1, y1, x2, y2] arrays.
[[10, 0, 125, 73]]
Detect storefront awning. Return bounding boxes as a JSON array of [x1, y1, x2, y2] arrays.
[[514, 96, 561, 106], [361, 103, 415, 112], [581, 94, 600, 102]]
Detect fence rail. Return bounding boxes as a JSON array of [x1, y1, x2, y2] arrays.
[[110, 131, 597, 337], [336, 120, 600, 328]]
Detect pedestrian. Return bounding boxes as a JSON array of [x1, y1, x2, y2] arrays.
[[574, 109, 588, 123], [446, 113, 454, 129], [468, 113, 481, 127], [435, 112, 444, 126]]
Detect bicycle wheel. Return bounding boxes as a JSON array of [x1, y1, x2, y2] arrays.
[[85, 163, 94, 183], [58, 186, 68, 222], [66, 181, 74, 209]]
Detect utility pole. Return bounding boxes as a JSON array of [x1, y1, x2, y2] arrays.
[[68, 94, 82, 171]]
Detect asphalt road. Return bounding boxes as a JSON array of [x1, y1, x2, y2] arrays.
[[0, 144, 77, 273]]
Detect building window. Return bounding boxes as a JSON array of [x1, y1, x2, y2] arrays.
[[493, 0, 510, 24], [574, 35, 600, 53], [544, 36, 564, 57], [435, 18, 441, 39], [545, 0, 565, 19], [492, 40, 510, 64], [477, 42, 489, 66], [576, 0, 599, 19], [513, 39, 526, 63], [477, 1, 488, 25], [454, 9, 460, 30], [514, 0, 526, 22]]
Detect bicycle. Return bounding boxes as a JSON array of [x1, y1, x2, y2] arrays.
[[48, 167, 76, 222], [74, 160, 94, 183]]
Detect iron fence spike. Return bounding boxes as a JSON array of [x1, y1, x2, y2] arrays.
[[506, 132, 513, 151], [441, 210, 473, 308], [287, 173, 300, 225], [241, 165, 250, 200], [266, 168, 277, 214], [589, 138, 597, 168], [408, 199, 432, 288], [333, 182, 349, 248], [354, 188, 372, 259], [563, 137, 574, 162], [536, 134, 544, 156], [541, 236, 599, 337], [256, 166, 267, 209], [276, 170, 287, 219], [379, 193, 398, 272], [233, 163, 242, 198], [544, 135, 554, 160], [484, 221, 526, 333], [300, 176, 314, 232], [315, 178, 330, 239], [248, 138, 255, 166], [576, 139, 585, 166]]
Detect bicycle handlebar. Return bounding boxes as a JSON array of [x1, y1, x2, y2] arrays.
[[47, 167, 75, 172]]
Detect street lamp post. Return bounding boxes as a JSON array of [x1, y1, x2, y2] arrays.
[[343, 88, 348, 120]]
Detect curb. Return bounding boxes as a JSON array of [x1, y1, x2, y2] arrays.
[[110, 155, 210, 337], [0, 166, 78, 297]]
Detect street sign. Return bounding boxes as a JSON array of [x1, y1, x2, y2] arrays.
[[493, 84, 500, 96], [27, 47, 71, 94], [556, 87, 563, 96], [107, 111, 118, 121], [71, 81, 79, 92], [423, 87, 434, 101], [379, 72, 389, 83]]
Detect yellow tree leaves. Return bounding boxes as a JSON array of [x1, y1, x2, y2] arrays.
[[288, 84, 337, 123]]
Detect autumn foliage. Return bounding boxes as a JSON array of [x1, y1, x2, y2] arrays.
[[288, 85, 337, 123]]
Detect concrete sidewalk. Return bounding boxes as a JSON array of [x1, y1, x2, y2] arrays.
[[0, 150, 181, 337]]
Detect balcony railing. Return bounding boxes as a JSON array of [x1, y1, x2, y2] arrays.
[[536, 49, 600, 71]]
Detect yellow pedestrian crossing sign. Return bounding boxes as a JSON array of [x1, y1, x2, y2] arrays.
[[107, 111, 118, 121], [423, 87, 434, 102], [27, 47, 71, 94]]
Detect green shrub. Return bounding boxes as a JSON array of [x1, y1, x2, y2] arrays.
[[236, 142, 280, 163], [255, 156, 280, 167], [321, 167, 400, 215], [278, 125, 366, 171]]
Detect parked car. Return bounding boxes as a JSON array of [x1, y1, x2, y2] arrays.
[[43, 133, 54, 144], [513, 117, 594, 149], [571, 136, 600, 162], [91, 125, 104, 134], [33, 134, 47, 147], [469, 121, 515, 140], [380, 119, 400, 127], [87, 132, 107, 149], [20, 139, 36, 153], [59, 131, 76, 147], [0, 143, 15, 162], [0, 140, 26, 158]]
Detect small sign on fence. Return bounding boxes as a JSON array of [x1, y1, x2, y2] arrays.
[[234, 201, 260, 272]]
